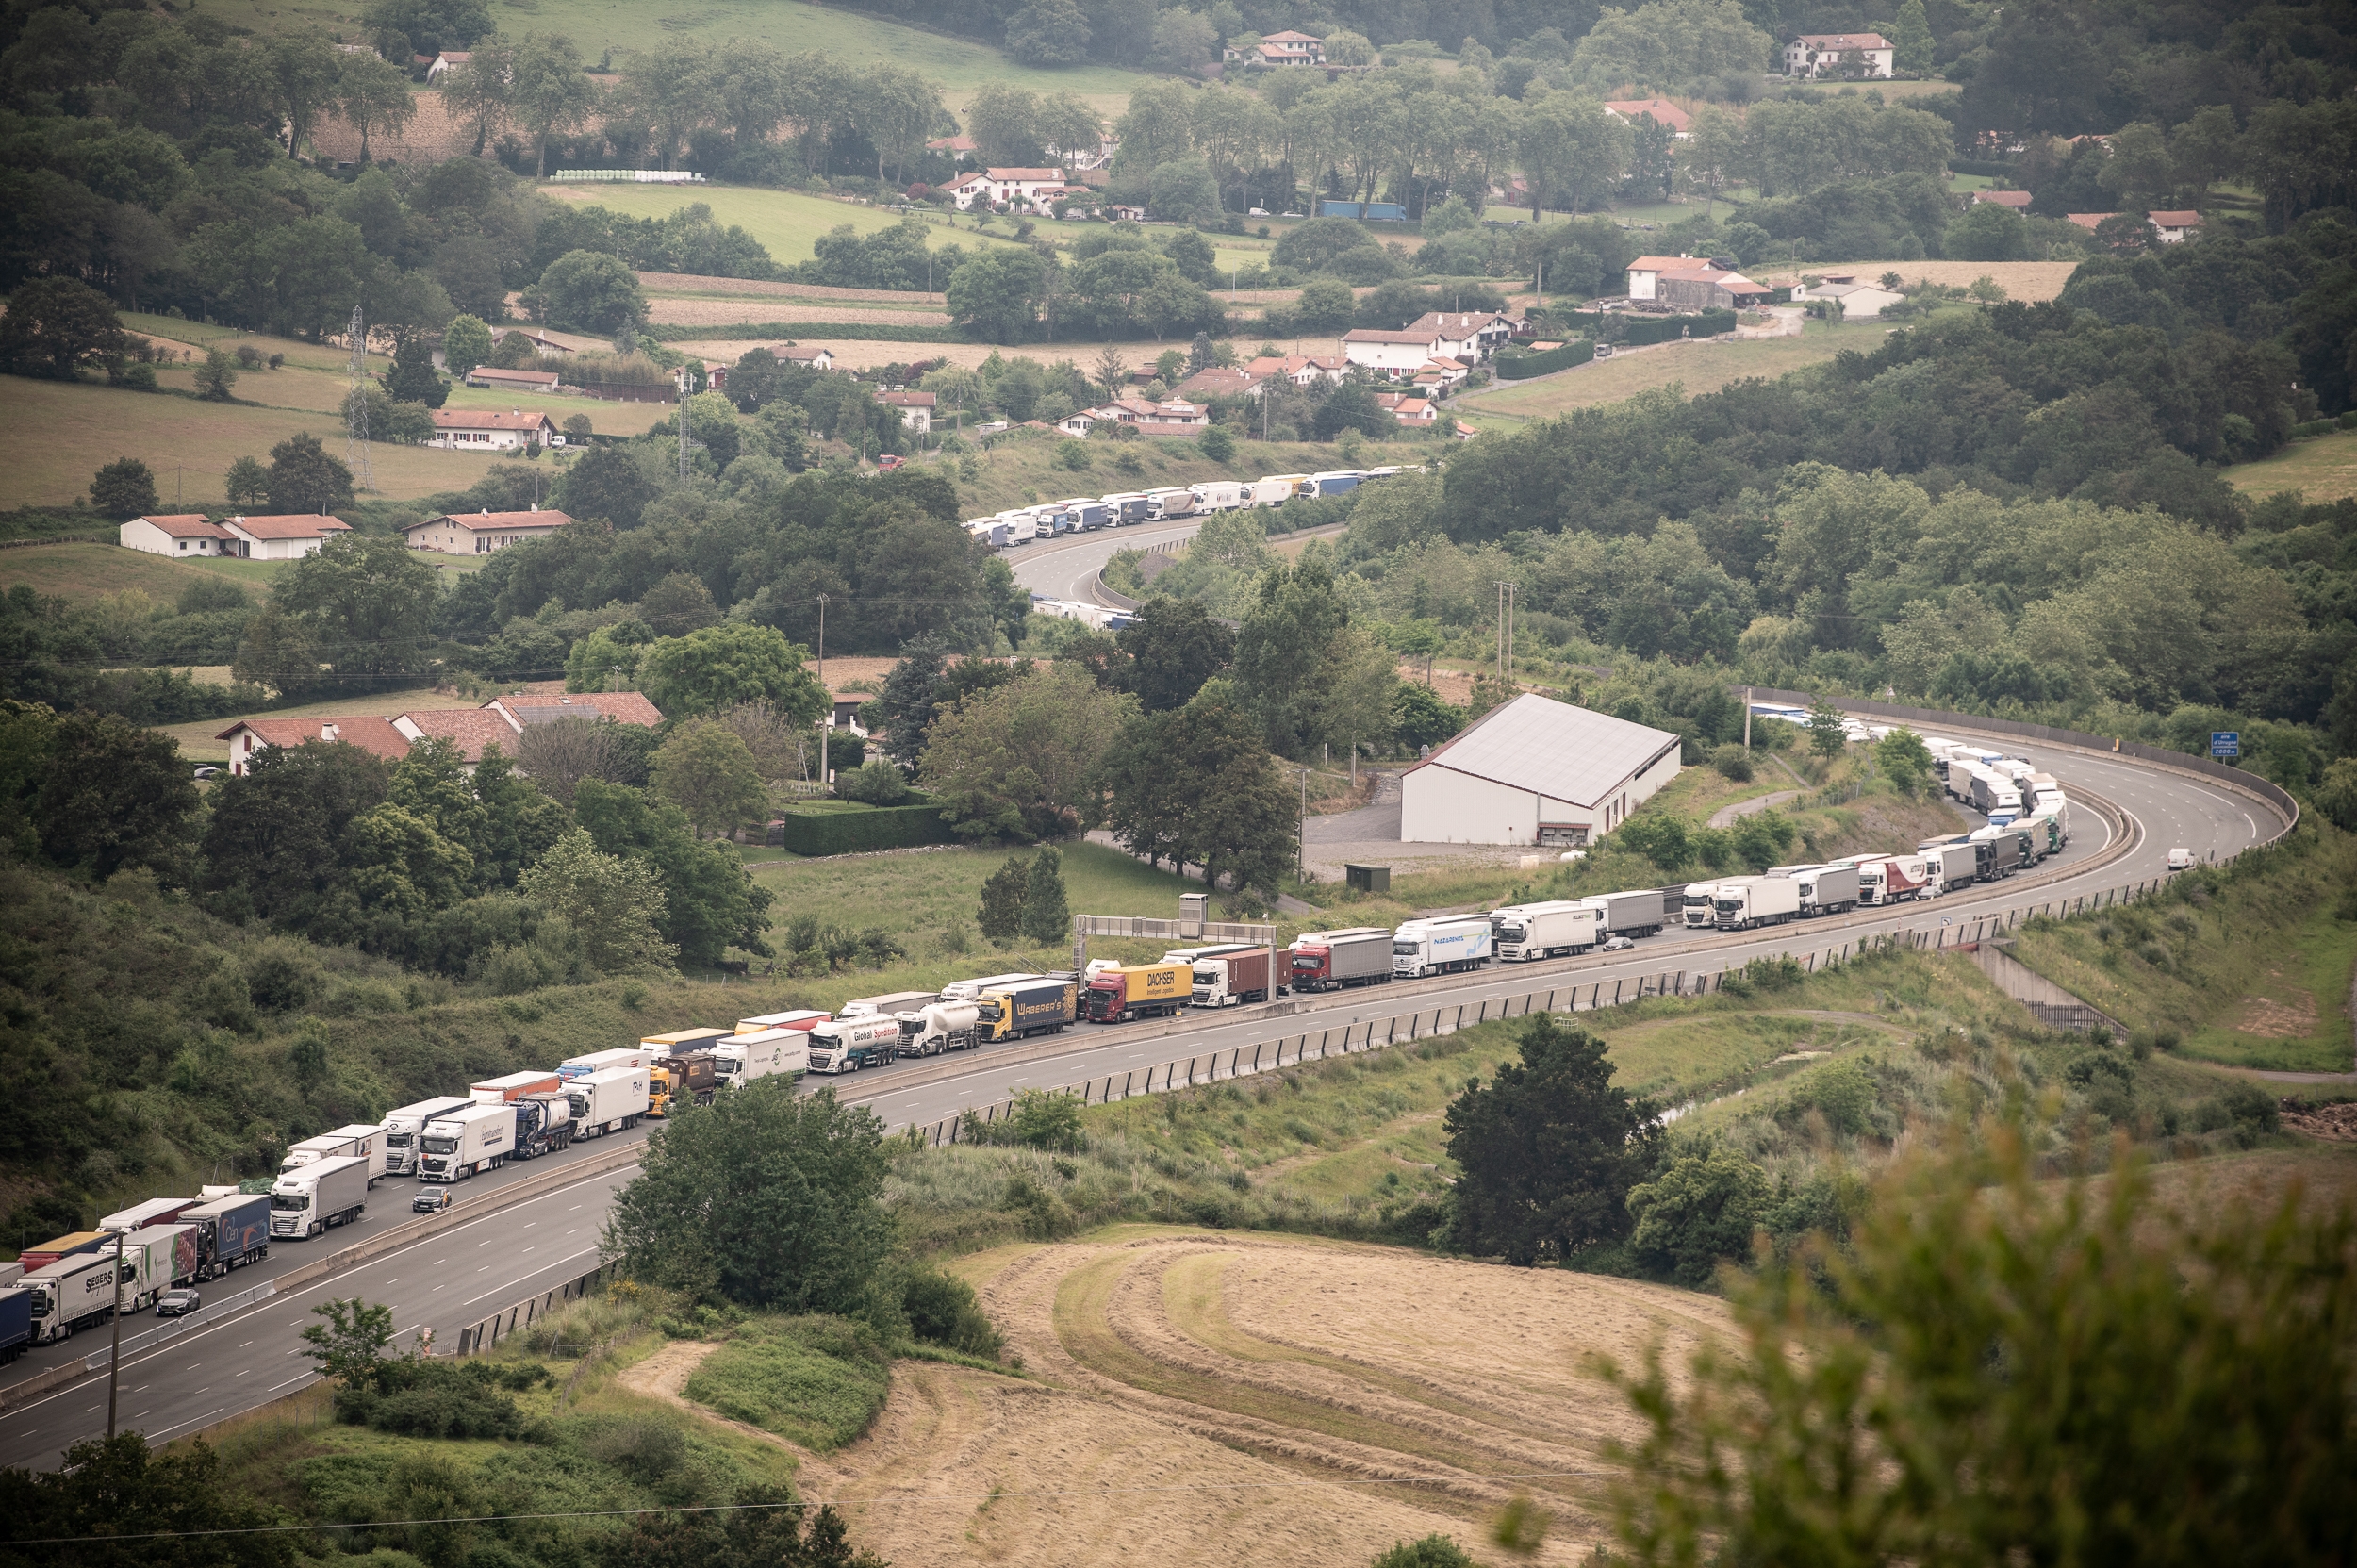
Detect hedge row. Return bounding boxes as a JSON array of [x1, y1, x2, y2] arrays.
[[772, 799, 961, 856], [1494, 338, 1597, 378], [645, 322, 966, 344], [1552, 308, 1738, 345]]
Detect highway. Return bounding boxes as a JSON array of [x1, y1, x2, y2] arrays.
[[1006, 515, 1204, 602], [0, 722, 2286, 1470]]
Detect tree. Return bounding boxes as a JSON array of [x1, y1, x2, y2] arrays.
[[1442, 1014, 1661, 1265], [555, 442, 657, 528], [1235, 557, 1349, 754], [604, 1081, 895, 1311], [264, 431, 355, 513], [574, 779, 773, 966], [1152, 7, 1216, 71], [2170, 104, 2242, 201], [231, 602, 326, 701], [871, 634, 950, 767], [638, 623, 828, 722], [334, 52, 417, 162], [1892, 0, 1935, 73], [1021, 844, 1070, 947], [438, 42, 512, 157], [508, 31, 596, 177], [651, 718, 768, 839], [528, 249, 646, 335], [946, 247, 1045, 344], [518, 827, 676, 969], [1315, 382, 1387, 440], [1198, 423, 1235, 461], [193, 348, 239, 403], [442, 312, 494, 377], [1600, 1134, 2357, 1565], [1625, 1144, 1772, 1286], [919, 663, 1135, 839], [1005, 0, 1091, 67], [515, 717, 627, 805], [26, 711, 200, 879], [1806, 700, 1849, 758], [271, 31, 343, 158], [90, 457, 158, 519], [1373, 1537, 1478, 1568], [977, 852, 1030, 948], [224, 454, 271, 507], [1116, 597, 1234, 712], [1947, 200, 2030, 261], [0, 1431, 299, 1568], [1294, 275, 1357, 334], [270, 533, 437, 688], [0, 277, 125, 379], [1092, 344, 1131, 404], [300, 1296, 396, 1385], [381, 333, 447, 407], [1874, 726, 1933, 798], [1517, 91, 1631, 217]]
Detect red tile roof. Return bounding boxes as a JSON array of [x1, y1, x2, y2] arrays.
[[228, 514, 353, 540], [431, 409, 556, 431], [487, 691, 665, 728], [1605, 98, 1692, 132], [408, 508, 573, 535], [401, 707, 521, 763], [984, 167, 1063, 182], [2148, 209, 2204, 226], [217, 716, 411, 761], [2066, 212, 2122, 230], [136, 514, 233, 538], [1792, 32, 1892, 47], [878, 390, 936, 407], [1628, 255, 1717, 272]]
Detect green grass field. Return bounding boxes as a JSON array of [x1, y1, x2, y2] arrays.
[[2226, 427, 2357, 503], [0, 538, 284, 602], [1461, 316, 1918, 420], [542, 182, 1029, 267]]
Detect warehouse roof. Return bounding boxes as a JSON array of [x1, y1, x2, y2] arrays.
[[1408, 692, 1680, 806]]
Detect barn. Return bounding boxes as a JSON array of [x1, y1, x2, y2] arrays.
[[1398, 693, 1682, 849]]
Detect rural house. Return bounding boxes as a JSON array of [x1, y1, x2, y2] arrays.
[[428, 409, 558, 451], [1604, 99, 1692, 137], [217, 716, 410, 776], [1783, 32, 1895, 77], [484, 691, 666, 730], [1624, 255, 1729, 300], [1342, 326, 1452, 379], [219, 692, 664, 777], [121, 514, 236, 557], [1659, 266, 1774, 310], [463, 366, 561, 393], [220, 514, 352, 559], [401, 506, 574, 556], [1227, 28, 1325, 66], [877, 389, 935, 433], [2148, 209, 2205, 242], [1970, 190, 2033, 208]]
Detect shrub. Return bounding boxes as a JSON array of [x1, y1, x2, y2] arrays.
[[770, 798, 955, 855], [836, 760, 910, 804], [1711, 743, 1755, 782]]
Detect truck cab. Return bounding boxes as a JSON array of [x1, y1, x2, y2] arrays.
[[806, 1015, 902, 1073], [648, 1051, 718, 1114], [1680, 883, 1722, 929]]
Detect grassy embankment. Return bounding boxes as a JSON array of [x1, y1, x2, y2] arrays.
[[2225, 425, 2357, 503]]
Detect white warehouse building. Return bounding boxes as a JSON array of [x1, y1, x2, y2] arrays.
[[1398, 693, 1683, 849]]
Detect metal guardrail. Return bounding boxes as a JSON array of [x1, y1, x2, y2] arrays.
[[915, 872, 2181, 1145], [78, 1278, 280, 1372], [453, 1260, 618, 1355]]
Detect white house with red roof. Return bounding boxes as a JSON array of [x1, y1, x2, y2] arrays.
[[1605, 99, 1693, 137], [947, 168, 1067, 211], [1227, 29, 1325, 66], [217, 716, 412, 776], [2148, 209, 2204, 243], [780, 346, 835, 370], [1783, 32, 1894, 77], [1375, 391, 1437, 426], [1342, 325, 1452, 379], [219, 691, 666, 777], [878, 389, 935, 434], [428, 408, 557, 451], [1971, 189, 2034, 208], [121, 514, 237, 557], [401, 506, 574, 556], [220, 514, 353, 559], [1625, 254, 1730, 300], [425, 50, 470, 80]]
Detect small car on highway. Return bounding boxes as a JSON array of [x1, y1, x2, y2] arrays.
[[155, 1288, 201, 1317], [412, 1188, 453, 1213], [1599, 935, 1637, 952]]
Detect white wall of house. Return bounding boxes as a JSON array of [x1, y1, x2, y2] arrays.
[[120, 519, 223, 556]]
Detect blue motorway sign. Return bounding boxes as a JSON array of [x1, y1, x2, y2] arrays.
[[2210, 731, 2240, 758]]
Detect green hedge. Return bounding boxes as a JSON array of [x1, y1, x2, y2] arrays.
[[772, 795, 959, 856], [1494, 338, 1597, 378], [1555, 308, 1737, 345]]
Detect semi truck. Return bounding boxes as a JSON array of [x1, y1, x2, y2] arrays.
[[99, 1197, 201, 1233], [735, 1010, 830, 1034], [1586, 888, 1670, 938], [384, 1096, 474, 1175], [898, 1001, 983, 1058], [940, 973, 1038, 1002], [1084, 963, 1188, 1022], [1188, 949, 1273, 1007], [1679, 883, 1723, 930], [18, 1231, 108, 1272], [1856, 855, 1930, 904], [0, 1286, 30, 1362], [1713, 876, 1802, 930], [417, 1103, 512, 1182], [1249, 476, 1302, 507], [1490, 900, 1604, 961], [1303, 470, 1362, 497], [23, 1250, 122, 1344], [1102, 492, 1152, 524], [556, 1050, 647, 1081], [648, 1052, 718, 1115], [271, 1153, 370, 1236], [472, 1071, 563, 1103], [1190, 480, 1245, 511], [713, 1028, 808, 1086], [510, 1092, 574, 1159], [641, 1028, 733, 1057], [1145, 487, 1196, 519], [177, 1193, 271, 1279], [806, 1015, 903, 1073], [567, 1066, 650, 1137], [1288, 928, 1393, 991], [1924, 843, 1980, 896], [841, 990, 940, 1018], [283, 1125, 386, 1183], [119, 1225, 199, 1302], [977, 978, 1080, 1038], [1392, 916, 1491, 978], [1773, 864, 1859, 916], [1056, 498, 1111, 530]]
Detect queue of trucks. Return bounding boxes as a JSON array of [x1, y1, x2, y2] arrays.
[[962, 467, 1421, 552]]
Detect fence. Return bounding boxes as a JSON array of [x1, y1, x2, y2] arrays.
[[453, 1260, 618, 1356], [1074, 915, 1274, 943], [912, 873, 2182, 1145]]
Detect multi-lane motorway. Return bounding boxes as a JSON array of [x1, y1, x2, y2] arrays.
[[0, 527, 2290, 1467]]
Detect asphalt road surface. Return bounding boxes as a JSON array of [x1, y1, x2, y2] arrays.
[[0, 726, 2284, 1469], [1007, 517, 1203, 603]]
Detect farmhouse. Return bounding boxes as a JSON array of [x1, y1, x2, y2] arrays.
[[121, 514, 236, 557], [1970, 189, 2034, 208], [401, 506, 574, 556], [463, 366, 562, 393], [1341, 326, 1451, 379], [217, 716, 410, 776], [780, 346, 835, 370], [1659, 266, 1774, 310], [1604, 98, 1692, 137], [1624, 255, 1729, 300], [2148, 209, 2204, 242], [220, 514, 352, 559], [877, 389, 935, 433], [1227, 28, 1325, 66], [1784, 32, 1895, 77], [1399, 692, 1682, 849], [219, 692, 665, 777], [428, 409, 557, 451]]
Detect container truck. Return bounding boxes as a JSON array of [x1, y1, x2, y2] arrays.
[[1856, 855, 1929, 904], [649, 1052, 718, 1115], [841, 990, 940, 1018], [24, 1250, 122, 1344], [1145, 487, 1196, 519], [271, 1153, 370, 1235], [1190, 480, 1244, 512], [283, 1125, 386, 1183], [807, 1015, 903, 1073], [714, 1028, 809, 1086], [1288, 928, 1393, 991], [1392, 916, 1491, 978], [471, 1071, 563, 1103], [940, 972, 1038, 1002], [1968, 824, 2034, 874], [510, 1092, 574, 1159], [416, 1104, 512, 1183], [1779, 864, 1860, 916], [119, 1225, 198, 1302], [556, 1048, 647, 1081], [1189, 949, 1274, 1006], [736, 1010, 830, 1034], [0, 1286, 30, 1362], [18, 1231, 108, 1272], [2032, 795, 2070, 842], [177, 1193, 270, 1279], [1678, 883, 1723, 930], [98, 1197, 200, 1232], [1713, 876, 1802, 930], [1986, 785, 2023, 825], [1084, 963, 1189, 1022], [1101, 491, 1151, 524], [567, 1066, 650, 1137], [976, 978, 1080, 1038], [1490, 900, 1604, 961], [1253, 475, 1306, 506], [898, 1001, 983, 1058], [1925, 843, 1980, 896], [1586, 888, 1670, 938], [641, 1027, 733, 1057], [384, 1096, 474, 1174]]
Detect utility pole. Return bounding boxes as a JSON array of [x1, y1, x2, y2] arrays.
[[1494, 581, 1516, 686], [816, 594, 829, 785], [1298, 767, 1308, 884], [1743, 685, 1753, 751], [104, 1225, 125, 1439], [675, 367, 691, 479]]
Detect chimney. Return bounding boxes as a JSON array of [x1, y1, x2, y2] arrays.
[[321, 723, 339, 740]]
